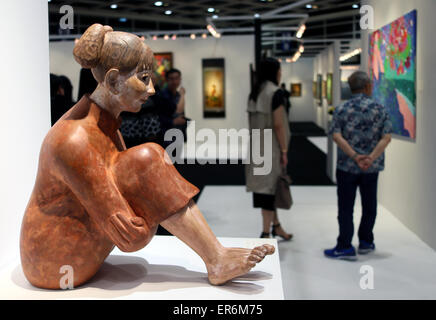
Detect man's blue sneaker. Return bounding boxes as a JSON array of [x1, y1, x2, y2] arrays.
[[324, 246, 357, 261], [358, 241, 375, 254]]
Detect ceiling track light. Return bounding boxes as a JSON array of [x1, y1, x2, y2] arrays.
[[207, 23, 221, 38], [296, 24, 306, 39], [340, 48, 362, 62]]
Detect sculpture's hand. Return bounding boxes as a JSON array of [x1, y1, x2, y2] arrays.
[[106, 213, 151, 252]]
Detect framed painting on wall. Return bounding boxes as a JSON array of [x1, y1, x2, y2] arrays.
[[327, 73, 333, 105], [317, 74, 323, 106], [290, 83, 302, 97], [203, 58, 225, 118], [322, 80, 327, 99], [369, 9, 417, 139], [153, 52, 173, 89]]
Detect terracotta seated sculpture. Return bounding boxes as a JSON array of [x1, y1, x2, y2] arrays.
[[20, 23, 274, 289]]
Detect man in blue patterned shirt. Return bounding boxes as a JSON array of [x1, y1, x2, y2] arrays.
[[324, 71, 392, 261]]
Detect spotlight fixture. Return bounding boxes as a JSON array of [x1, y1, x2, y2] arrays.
[[306, 4, 312, 9], [152, 35, 158, 40], [202, 33, 207, 39], [165, 10, 172, 15], [207, 8, 215, 13], [285, 58, 292, 63], [298, 45, 304, 53], [212, 15, 219, 19], [340, 48, 362, 62], [110, 4, 117, 9], [207, 23, 220, 38], [190, 33, 196, 39], [119, 17, 127, 22], [352, 4, 359, 9], [171, 34, 177, 40], [154, 1, 163, 6], [164, 34, 169, 40], [254, 13, 260, 18], [291, 51, 301, 63], [296, 24, 306, 38]]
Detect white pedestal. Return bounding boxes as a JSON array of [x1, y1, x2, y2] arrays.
[[0, 236, 283, 300]]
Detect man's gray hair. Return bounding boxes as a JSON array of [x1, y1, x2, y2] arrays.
[[348, 71, 371, 92]]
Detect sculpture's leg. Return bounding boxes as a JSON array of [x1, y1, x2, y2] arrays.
[[160, 200, 275, 285], [113, 142, 274, 285]]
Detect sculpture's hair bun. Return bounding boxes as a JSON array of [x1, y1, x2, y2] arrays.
[[73, 24, 113, 69]]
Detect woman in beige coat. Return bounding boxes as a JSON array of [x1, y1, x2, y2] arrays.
[[246, 58, 293, 240]]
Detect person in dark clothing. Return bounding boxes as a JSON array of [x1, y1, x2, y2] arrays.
[[77, 68, 98, 101], [156, 68, 189, 148], [246, 58, 293, 241], [281, 83, 291, 115], [120, 87, 162, 149], [324, 71, 392, 261], [50, 74, 75, 126]]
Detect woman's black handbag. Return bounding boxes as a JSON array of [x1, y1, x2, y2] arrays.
[[275, 170, 293, 210]]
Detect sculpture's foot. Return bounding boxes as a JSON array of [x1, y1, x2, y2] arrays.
[[206, 244, 275, 285]]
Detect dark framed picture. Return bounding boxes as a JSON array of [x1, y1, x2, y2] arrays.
[[290, 83, 302, 97], [153, 52, 173, 89], [203, 58, 225, 118], [317, 74, 323, 106]]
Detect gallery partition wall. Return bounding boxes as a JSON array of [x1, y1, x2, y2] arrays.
[[0, 0, 51, 268], [362, 0, 436, 250]]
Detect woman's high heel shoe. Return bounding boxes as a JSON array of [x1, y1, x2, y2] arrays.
[[271, 223, 293, 241], [260, 232, 270, 238]]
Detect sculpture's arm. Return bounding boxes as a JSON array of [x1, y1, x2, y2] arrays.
[[52, 135, 153, 252]]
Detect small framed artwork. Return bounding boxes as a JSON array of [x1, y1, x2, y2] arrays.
[[317, 74, 323, 106], [322, 80, 327, 99], [327, 73, 333, 105], [153, 52, 173, 89], [290, 83, 302, 97], [203, 58, 225, 118]]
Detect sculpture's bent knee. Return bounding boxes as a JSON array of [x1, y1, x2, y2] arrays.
[[112, 142, 199, 228]]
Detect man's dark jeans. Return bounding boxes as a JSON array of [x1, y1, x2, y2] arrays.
[[336, 169, 379, 249]]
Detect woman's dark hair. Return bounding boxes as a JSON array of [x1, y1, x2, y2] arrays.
[[58, 75, 74, 105], [249, 57, 281, 102]]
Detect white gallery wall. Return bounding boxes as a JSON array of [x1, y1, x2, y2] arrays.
[[280, 57, 316, 123], [313, 43, 341, 182], [312, 42, 341, 131], [0, 0, 51, 268], [362, 0, 436, 250], [50, 35, 254, 134]]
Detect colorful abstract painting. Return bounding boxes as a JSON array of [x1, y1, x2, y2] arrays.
[[153, 52, 173, 89], [369, 10, 417, 139]]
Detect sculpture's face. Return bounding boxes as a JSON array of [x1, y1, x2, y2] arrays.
[[116, 46, 155, 113]]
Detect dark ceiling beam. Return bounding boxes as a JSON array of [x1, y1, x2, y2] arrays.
[[48, 5, 206, 27]]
